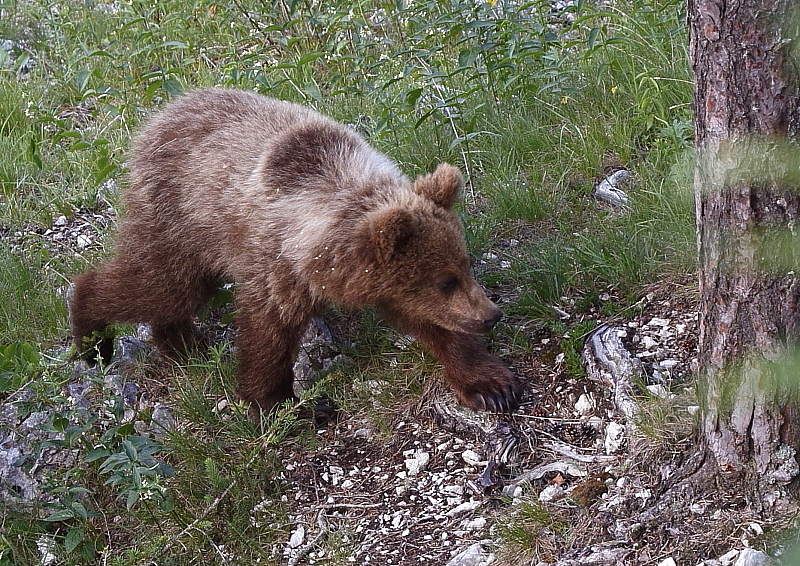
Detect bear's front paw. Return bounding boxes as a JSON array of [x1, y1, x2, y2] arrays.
[[447, 364, 523, 413]]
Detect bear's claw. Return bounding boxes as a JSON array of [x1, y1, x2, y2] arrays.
[[460, 378, 522, 414]]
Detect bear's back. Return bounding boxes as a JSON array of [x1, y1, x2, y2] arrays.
[[119, 89, 412, 279]]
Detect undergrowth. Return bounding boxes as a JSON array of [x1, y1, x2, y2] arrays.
[[0, 0, 694, 562]]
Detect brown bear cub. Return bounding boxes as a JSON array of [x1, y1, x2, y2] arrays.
[[69, 88, 522, 413]]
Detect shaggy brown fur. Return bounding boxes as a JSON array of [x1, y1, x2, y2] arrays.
[[69, 88, 522, 413]]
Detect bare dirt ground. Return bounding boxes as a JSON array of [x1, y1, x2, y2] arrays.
[[273, 281, 720, 566]]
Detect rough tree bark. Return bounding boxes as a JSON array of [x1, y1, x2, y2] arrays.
[[689, 0, 800, 510]]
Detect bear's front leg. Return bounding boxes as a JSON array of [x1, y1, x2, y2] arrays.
[[404, 322, 523, 413], [234, 294, 309, 414]]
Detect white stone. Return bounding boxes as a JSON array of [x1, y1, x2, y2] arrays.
[[538, 484, 565, 503], [446, 500, 481, 517], [54, 215, 68, 226], [719, 550, 740, 566], [464, 517, 486, 530], [660, 359, 680, 369], [446, 543, 491, 566], [687, 405, 701, 415], [461, 450, 482, 466], [648, 317, 670, 327], [641, 336, 658, 350], [404, 450, 430, 476], [76, 234, 92, 248], [288, 525, 305, 548], [605, 422, 626, 454], [575, 393, 595, 416], [733, 548, 771, 566], [658, 558, 677, 566], [646, 384, 674, 399]]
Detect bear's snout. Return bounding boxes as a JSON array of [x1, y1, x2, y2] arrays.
[[482, 306, 502, 332]]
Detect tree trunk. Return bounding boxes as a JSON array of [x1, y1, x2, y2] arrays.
[[689, 0, 800, 510]]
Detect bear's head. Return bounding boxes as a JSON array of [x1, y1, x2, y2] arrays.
[[366, 164, 502, 335]]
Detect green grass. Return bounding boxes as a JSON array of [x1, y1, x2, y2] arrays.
[[0, 0, 695, 562]]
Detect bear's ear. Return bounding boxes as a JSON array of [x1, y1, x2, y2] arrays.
[[369, 208, 418, 264], [413, 163, 463, 209]]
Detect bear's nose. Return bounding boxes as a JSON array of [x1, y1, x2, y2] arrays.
[[483, 309, 502, 330]]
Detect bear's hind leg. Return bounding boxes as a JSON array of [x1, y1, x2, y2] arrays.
[[70, 254, 219, 360]]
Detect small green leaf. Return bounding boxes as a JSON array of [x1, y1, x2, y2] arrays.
[[64, 527, 84, 553], [303, 84, 322, 102], [162, 78, 184, 97], [71, 502, 88, 521], [75, 70, 91, 92], [44, 508, 75, 522], [587, 28, 600, 50], [125, 490, 140, 510], [122, 440, 137, 462], [159, 41, 188, 49], [297, 52, 325, 66]]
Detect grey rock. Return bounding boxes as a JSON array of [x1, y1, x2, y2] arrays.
[[446, 542, 492, 566], [0, 441, 39, 501], [733, 549, 771, 566]]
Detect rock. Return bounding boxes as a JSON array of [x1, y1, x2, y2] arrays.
[[592, 169, 631, 207], [646, 384, 673, 399], [641, 336, 658, 350], [461, 449, 482, 466], [604, 422, 625, 454], [464, 517, 486, 530], [719, 550, 740, 565], [404, 449, 430, 476], [574, 393, 595, 416], [446, 500, 481, 517], [292, 318, 336, 395], [659, 558, 677, 566], [733, 549, 771, 566], [149, 404, 177, 438], [538, 484, 565, 503], [446, 542, 492, 566], [288, 524, 305, 548], [0, 442, 39, 501]]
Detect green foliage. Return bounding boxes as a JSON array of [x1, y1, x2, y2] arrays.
[[495, 498, 570, 560], [559, 319, 598, 378], [0, 342, 41, 393]]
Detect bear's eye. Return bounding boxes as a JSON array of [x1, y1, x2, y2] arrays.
[[437, 276, 460, 296]]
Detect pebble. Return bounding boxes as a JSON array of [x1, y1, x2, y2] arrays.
[[446, 543, 492, 566], [288, 524, 305, 548], [404, 450, 430, 476], [733, 549, 771, 566], [446, 500, 481, 517], [464, 517, 486, 531], [538, 484, 565, 503], [575, 393, 595, 415], [461, 450, 482, 466], [604, 422, 626, 454]]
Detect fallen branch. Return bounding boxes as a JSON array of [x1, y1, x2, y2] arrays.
[[581, 325, 641, 418]]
